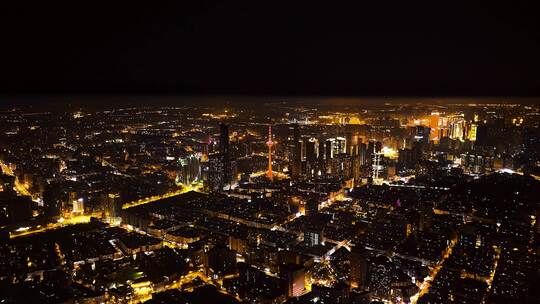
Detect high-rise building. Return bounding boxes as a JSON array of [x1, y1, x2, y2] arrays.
[[291, 124, 302, 179], [304, 223, 324, 247], [220, 123, 231, 189], [266, 125, 274, 180], [351, 144, 361, 185], [346, 132, 357, 155], [334, 137, 346, 155], [318, 140, 326, 162], [104, 192, 122, 222], [178, 154, 201, 185], [305, 138, 317, 162], [448, 115, 465, 140], [72, 197, 84, 215], [475, 123, 488, 147], [411, 141, 423, 164], [325, 139, 334, 159], [205, 245, 237, 277], [367, 140, 382, 167], [411, 125, 430, 146], [371, 145, 383, 183], [203, 154, 224, 191], [350, 247, 368, 289], [358, 143, 367, 166], [468, 123, 478, 141], [282, 263, 305, 297], [429, 112, 440, 142], [398, 148, 414, 169], [43, 183, 62, 220]]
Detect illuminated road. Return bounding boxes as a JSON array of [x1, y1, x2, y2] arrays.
[[142, 268, 240, 302], [0, 160, 35, 199], [482, 246, 501, 303], [9, 213, 99, 239], [9, 182, 203, 238], [250, 170, 288, 180], [410, 236, 457, 304], [0, 160, 15, 176], [318, 192, 346, 210], [122, 183, 204, 209]]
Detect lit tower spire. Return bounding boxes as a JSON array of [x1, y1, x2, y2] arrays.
[[266, 125, 274, 180]]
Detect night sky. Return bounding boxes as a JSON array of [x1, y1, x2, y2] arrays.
[[1, 2, 539, 96]]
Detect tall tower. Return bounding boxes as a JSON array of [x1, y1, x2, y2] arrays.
[[291, 124, 301, 179], [266, 125, 274, 180], [429, 112, 440, 142], [371, 144, 383, 185], [220, 123, 231, 189], [350, 247, 368, 289]]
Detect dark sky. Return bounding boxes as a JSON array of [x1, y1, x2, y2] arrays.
[[1, 2, 539, 96]]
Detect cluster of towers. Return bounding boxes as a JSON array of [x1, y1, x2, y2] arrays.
[[214, 122, 395, 188], [289, 124, 384, 184]]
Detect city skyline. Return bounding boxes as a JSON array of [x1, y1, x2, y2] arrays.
[[1, 100, 538, 303], [0, 2, 538, 304]]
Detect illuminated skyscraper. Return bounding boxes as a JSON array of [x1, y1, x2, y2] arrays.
[[178, 154, 201, 185], [334, 137, 346, 155], [204, 154, 224, 191], [104, 192, 122, 222], [429, 112, 440, 142], [291, 124, 302, 179], [304, 224, 324, 247], [220, 123, 231, 189], [266, 125, 274, 180], [371, 145, 383, 184], [282, 264, 305, 297], [411, 125, 430, 145], [468, 123, 478, 141], [72, 198, 84, 215], [448, 115, 465, 140]]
